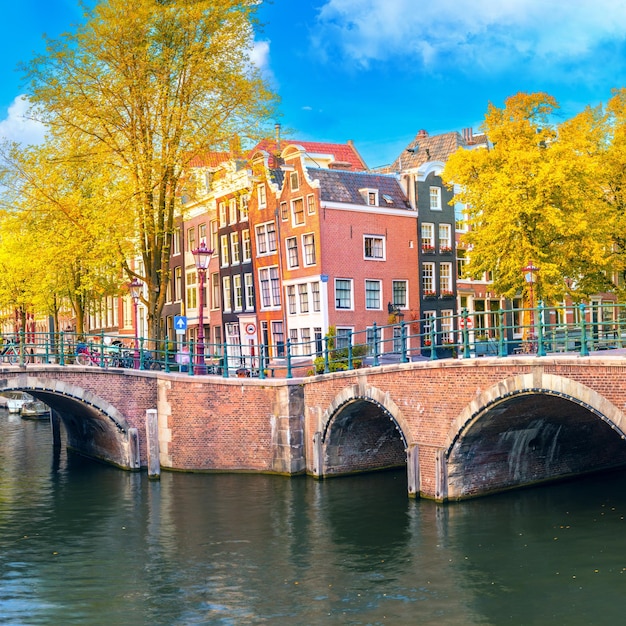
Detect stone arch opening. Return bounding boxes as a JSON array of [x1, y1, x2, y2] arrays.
[[0, 378, 139, 470], [444, 373, 626, 500], [320, 386, 409, 478]]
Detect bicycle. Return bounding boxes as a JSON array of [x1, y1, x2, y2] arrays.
[[1, 340, 27, 364], [75, 344, 113, 367]]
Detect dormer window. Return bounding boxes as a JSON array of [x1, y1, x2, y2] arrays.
[[359, 188, 378, 206]]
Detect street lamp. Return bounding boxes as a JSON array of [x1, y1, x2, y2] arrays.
[[191, 241, 213, 374], [129, 277, 143, 369], [522, 261, 538, 349]]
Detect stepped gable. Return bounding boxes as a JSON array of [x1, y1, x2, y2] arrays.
[[309, 168, 410, 209]]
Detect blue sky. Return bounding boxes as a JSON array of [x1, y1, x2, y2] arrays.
[[1, 0, 626, 168]]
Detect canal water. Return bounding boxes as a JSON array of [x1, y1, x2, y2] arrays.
[[1, 413, 626, 625]]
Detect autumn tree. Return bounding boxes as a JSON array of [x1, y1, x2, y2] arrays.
[[0, 137, 131, 335], [23, 0, 276, 341], [443, 92, 616, 304]]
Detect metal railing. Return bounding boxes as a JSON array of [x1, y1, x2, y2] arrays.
[[4, 302, 626, 377]]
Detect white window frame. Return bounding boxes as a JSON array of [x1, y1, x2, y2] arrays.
[[365, 279, 382, 310], [430, 186, 442, 210], [286, 236, 299, 269], [364, 235, 385, 260], [422, 262, 435, 295], [303, 233, 316, 266], [335, 278, 353, 310], [255, 222, 277, 255], [230, 232, 240, 265], [440, 262, 453, 293], [244, 273, 254, 310], [220, 234, 229, 267], [233, 274, 243, 312], [439, 223, 452, 250], [242, 229, 251, 262], [222, 275, 232, 312], [257, 184, 267, 209], [392, 280, 408, 308], [291, 197, 305, 226], [239, 194, 249, 222], [421, 223, 434, 248]]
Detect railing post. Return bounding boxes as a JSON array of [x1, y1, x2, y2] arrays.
[[579, 303, 589, 356], [59, 332, 65, 366], [429, 323, 437, 360], [324, 336, 330, 374], [347, 330, 354, 370], [373, 322, 380, 367], [401, 321, 408, 363], [258, 343, 266, 379], [222, 342, 229, 377], [100, 329, 106, 367], [461, 308, 471, 359], [498, 309, 506, 357], [187, 340, 195, 375], [139, 337, 145, 370], [19, 328, 25, 367], [537, 301, 546, 356], [286, 339, 293, 378]]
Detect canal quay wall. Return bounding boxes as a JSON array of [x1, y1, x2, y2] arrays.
[[3, 355, 626, 500]]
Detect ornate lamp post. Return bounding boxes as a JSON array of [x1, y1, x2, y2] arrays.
[[129, 277, 143, 369], [522, 261, 538, 349], [191, 241, 213, 374]]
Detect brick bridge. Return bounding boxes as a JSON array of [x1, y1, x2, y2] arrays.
[[4, 354, 626, 501]]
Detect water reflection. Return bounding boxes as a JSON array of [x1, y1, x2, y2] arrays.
[[1, 412, 626, 625]]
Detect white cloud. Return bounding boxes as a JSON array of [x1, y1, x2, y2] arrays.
[[0, 96, 45, 145], [251, 39, 271, 70], [313, 0, 626, 79]]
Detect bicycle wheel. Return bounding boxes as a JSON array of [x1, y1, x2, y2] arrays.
[[76, 352, 91, 366], [7, 349, 18, 365]]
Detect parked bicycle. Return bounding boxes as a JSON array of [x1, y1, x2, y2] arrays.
[[1, 339, 28, 364], [75, 343, 113, 367]]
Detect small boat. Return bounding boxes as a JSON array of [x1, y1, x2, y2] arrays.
[[0, 391, 34, 414], [20, 399, 51, 420]]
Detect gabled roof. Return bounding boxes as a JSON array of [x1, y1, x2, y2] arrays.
[[380, 128, 490, 174], [187, 151, 231, 168], [308, 168, 410, 210], [253, 139, 368, 171]]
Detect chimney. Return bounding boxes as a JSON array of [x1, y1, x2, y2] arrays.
[[275, 123, 282, 150], [462, 128, 474, 144], [417, 129, 428, 138]]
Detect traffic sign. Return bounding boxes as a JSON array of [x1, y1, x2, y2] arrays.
[[459, 318, 473, 330], [174, 315, 187, 334]]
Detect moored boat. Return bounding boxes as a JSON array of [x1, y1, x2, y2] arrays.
[[0, 392, 34, 414], [20, 400, 51, 420]]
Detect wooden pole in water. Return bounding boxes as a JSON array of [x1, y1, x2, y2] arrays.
[[145, 409, 160, 480]]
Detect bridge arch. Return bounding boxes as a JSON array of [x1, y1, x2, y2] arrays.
[[443, 372, 626, 500], [316, 383, 410, 478], [0, 376, 140, 470]]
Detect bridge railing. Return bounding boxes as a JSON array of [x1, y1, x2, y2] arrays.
[[5, 301, 626, 376]]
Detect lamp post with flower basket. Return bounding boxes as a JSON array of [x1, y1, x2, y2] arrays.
[[128, 277, 143, 369], [191, 241, 213, 374], [522, 261, 539, 351]]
